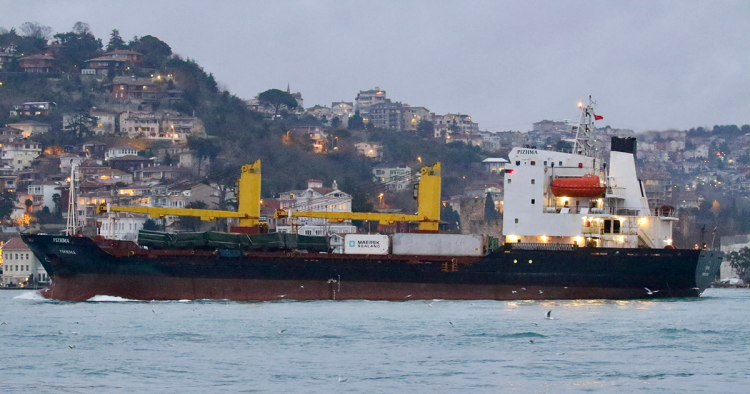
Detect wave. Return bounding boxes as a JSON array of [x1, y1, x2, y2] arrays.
[[13, 291, 46, 300], [500, 332, 547, 338], [87, 295, 138, 302]]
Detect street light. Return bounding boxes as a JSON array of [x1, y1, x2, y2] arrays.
[[417, 156, 422, 165], [379, 193, 384, 207]]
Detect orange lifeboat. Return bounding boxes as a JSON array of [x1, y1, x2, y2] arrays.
[[550, 174, 606, 198]]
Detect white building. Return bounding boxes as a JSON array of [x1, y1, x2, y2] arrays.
[[354, 142, 383, 160], [1, 237, 48, 286], [482, 158, 509, 173], [0, 137, 42, 170], [355, 87, 387, 122], [98, 212, 151, 242], [276, 179, 356, 235], [6, 120, 51, 137], [372, 164, 413, 191], [105, 146, 140, 161], [433, 114, 479, 137], [331, 101, 354, 127], [28, 182, 62, 212], [719, 234, 750, 284]]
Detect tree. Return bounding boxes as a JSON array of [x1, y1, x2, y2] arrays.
[[53, 23, 103, 72], [178, 201, 208, 232], [484, 192, 499, 220], [0, 189, 17, 220], [106, 29, 125, 52], [727, 247, 750, 281], [24, 199, 33, 213], [142, 219, 160, 231], [348, 110, 365, 130], [129, 35, 171, 69], [257, 89, 298, 118], [187, 137, 222, 176], [64, 110, 98, 140], [417, 120, 434, 139], [330, 117, 342, 129], [19, 22, 52, 41]]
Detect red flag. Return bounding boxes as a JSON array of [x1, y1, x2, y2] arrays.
[[594, 115, 604, 121]]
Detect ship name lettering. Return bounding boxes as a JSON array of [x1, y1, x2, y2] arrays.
[[53, 238, 70, 244], [518, 149, 537, 155], [59, 249, 76, 255]]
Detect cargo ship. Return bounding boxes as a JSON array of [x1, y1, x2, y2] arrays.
[[22, 98, 723, 301]]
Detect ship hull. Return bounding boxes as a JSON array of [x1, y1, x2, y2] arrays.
[[23, 234, 722, 301]]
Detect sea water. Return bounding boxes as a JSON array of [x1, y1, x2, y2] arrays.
[[1, 289, 748, 393]]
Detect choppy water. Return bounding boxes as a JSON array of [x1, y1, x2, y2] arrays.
[[1, 289, 749, 393]]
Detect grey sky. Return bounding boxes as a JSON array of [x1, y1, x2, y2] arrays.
[[1, 0, 747, 132]]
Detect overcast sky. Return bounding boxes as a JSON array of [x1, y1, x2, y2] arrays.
[[1, 0, 747, 132]]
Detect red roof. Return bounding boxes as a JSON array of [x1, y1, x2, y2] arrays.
[[2, 237, 29, 250]]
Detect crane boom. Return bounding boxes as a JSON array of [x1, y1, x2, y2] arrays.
[[97, 160, 262, 224], [275, 162, 442, 231]]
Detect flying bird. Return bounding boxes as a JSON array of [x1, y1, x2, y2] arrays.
[[338, 376, 348, 383], [644, 287, 659, 295], [449, 321, 453, 326], [277, 329, 286, 334], [69, 345, 76, 349], [545, 310, 553, 320], [529, 340, 534, 344]]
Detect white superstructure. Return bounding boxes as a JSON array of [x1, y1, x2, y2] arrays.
[[502, 98, 675, 249]]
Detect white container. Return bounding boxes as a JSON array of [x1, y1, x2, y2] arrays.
[[344, 234, 390, 255], [392, 233, 485, 256]]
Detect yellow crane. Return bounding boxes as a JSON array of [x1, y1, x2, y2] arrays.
[[97, 160, 262, 226], [274, 162, 442, 231], [98, 160, 442, 231]]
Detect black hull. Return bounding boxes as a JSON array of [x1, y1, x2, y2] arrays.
[[21, 234, 723, 301]]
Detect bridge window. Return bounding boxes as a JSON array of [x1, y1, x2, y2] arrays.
[[531, 179, 535, 184], [531, 199, 535, 204], [515, 218, 518, 224], [515, 161, 520, 166], [530, 161, 536, 166]]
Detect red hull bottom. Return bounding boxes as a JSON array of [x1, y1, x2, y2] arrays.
[[40, 274, 702, 301]]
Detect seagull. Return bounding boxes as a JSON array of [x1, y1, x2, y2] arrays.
[[557, 352, 565, 355], [405, 295, 412, 298], [300, 285, 305, 288], [531, 323, 539, 326], [545, 310, 553, 320], [69, 345, 76, 349], [522, 288, 527, 291], [539, 290, 544, 294], [278, 295, 286, 298], [449, 321, 454, 326], [529, 340, 534, 344], [0, 322, 6, 325], [644, 287, 659, 295], [277, 329, 286, 334], [338, 376, 348, 383], [152, 310, 155, 313], [512, 290, 517, 294]]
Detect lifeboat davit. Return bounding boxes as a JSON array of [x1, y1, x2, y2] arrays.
[[550, 174, 606, 198]]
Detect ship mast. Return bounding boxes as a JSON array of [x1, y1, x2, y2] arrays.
[[66, 163, 79, 235], [572, 96, 598, 158]]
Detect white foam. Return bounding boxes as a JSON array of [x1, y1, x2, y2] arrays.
[[13, 291, 46, 300], [87, 295, 137, 302]]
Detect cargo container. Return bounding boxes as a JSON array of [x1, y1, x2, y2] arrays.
[[344, 234, 390, 254], [392, 233, 485, 256]]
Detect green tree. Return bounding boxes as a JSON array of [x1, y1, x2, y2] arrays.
[[129, 35, 172, 69], [64, 110, 98, 139], [142, 218, 160, 231], [727, 247, 750, 281], [257, 89, 299, 118], [348, 110, 365, 130], [330, 117, 342, 129], [0, 189, 17, 220], [178, 201, 207, 232], [106, 29, 125, 52], [484, 192, 499, 220], [187, 137, 222, 176], [53, 22, 103, 73], [417, 120, 435, 139]]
